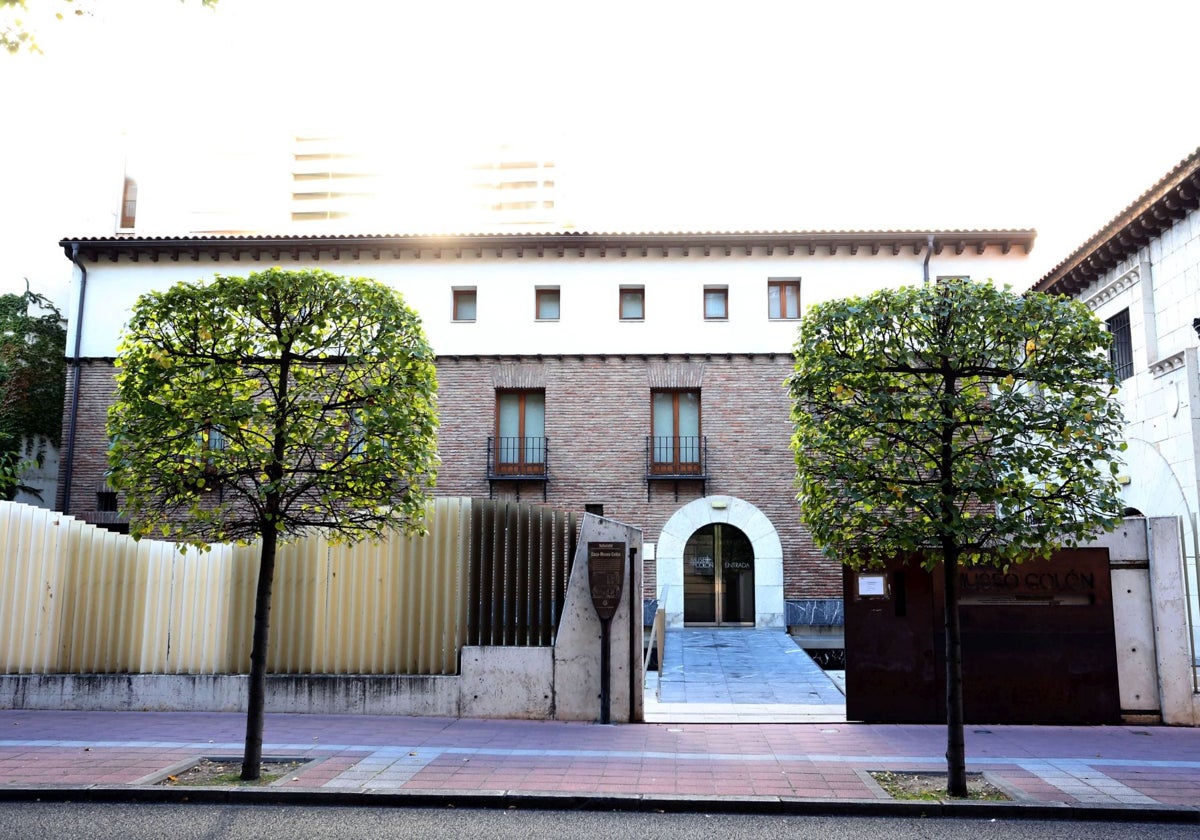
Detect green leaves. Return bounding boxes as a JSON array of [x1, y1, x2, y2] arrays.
[[0, 290, 66, 500], [107, 268, 439, 548], [789, 279, 1125, 570]]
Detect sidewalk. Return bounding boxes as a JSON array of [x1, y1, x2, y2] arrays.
[[1, 709, 1198, 821]]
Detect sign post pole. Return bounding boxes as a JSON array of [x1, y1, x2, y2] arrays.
[[588, 541, 625, 724]]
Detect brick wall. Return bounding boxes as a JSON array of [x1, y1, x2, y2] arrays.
[[61, 353, 841, 601], [56, 362, 119, 521], [436, 354, 838, 600]]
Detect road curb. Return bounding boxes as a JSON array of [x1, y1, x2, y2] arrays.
[[1, 785, 1197, 823]]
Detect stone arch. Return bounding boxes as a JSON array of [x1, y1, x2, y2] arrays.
[[654, 495, 785, 628]]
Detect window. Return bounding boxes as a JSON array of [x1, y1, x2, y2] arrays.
[[651, 390, 701, 474], [496, 390, 545, 473], [96, 486, 118, 512], [1107, 308, 1133, 381], [585, 503, 604, 517], [453, 288, 477, 322], [119, 177, 138, 230], [620, 287, 645, 320], [704, 287, 728, 320], [536, 287, 560, 321], [768, 278, 800, 320]]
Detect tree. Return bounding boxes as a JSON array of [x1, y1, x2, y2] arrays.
[[108, 268, 439, 780], [0, 288, 66, 500], [787, 279, 1124, 797], [2, 0, 216, 54]]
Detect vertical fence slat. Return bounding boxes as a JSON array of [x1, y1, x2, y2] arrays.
[[1, 497, 579, 680]]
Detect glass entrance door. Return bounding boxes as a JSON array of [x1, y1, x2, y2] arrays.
[[682, 523, 755, 625]]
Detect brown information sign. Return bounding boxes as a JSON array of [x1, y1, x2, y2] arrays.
[[588, 541, 625, 621]]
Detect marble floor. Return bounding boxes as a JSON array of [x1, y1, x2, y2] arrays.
[[643, 627, 848, 723]]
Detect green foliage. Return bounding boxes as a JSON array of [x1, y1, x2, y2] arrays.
[[0, 289, 66, 500], [107, 268, 439, 546], [2, 0, 216, 54], [788, 279, 1126, 571]]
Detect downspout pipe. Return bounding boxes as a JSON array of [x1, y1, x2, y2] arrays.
[[923, 234, 935, 283], [61, 242, 87, 514]]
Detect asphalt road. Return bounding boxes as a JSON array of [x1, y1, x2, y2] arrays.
[[3, 803, 1197, 840]]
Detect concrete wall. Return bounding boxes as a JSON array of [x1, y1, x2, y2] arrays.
[[1093, 517, 1200, 725]]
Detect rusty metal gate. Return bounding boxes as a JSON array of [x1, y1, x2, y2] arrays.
[[844, 548, 1120, 724]]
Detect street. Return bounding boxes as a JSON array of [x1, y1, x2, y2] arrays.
[[3, 803, 1196, 840]]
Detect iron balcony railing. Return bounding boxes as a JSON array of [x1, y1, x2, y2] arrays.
[[646, 435, 707, 478], [487, 436, 548, 478]]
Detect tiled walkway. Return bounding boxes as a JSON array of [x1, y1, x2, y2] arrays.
[[644, 627, 847, 722], [1, 709, 1198, 813], [0, 631, 1198, 816]]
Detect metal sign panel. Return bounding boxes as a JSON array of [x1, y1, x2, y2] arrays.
[[588, 541, 625, 621], [844, 549, 1121, 725]]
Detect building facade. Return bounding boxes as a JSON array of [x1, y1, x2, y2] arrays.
[[58, 229, 1035, 631], [1032, 146, 1200, 654]]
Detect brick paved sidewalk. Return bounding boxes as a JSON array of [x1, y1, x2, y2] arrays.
[[1, 709, 1198, 819]]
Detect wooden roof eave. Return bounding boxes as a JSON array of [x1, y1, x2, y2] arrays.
[[59, 229, 1037, 265]]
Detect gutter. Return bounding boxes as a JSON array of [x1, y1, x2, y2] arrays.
[[60, 243, 86, 514], [923, 234, 934, 283]]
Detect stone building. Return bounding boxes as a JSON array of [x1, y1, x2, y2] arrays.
[[1031, 145, 1200, 653]]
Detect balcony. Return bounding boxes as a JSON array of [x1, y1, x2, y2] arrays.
[[487, 436, 549, 500], [645, 436, 707, 499]]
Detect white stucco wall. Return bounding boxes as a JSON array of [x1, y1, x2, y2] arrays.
[[65, 248, 1031, 359]]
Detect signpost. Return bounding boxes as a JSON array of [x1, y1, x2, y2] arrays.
[[588, 541, 625, 724]]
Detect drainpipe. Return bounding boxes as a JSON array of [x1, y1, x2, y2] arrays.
[[923, 234, 934, 283], [60, 242, 87, 514]]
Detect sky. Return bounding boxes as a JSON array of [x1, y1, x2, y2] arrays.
[[3, 0, 1199, 308]]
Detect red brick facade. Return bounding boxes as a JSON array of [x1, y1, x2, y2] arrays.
[[60, 353, 840, 603]]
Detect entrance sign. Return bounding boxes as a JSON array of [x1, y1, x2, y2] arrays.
[[588, 541, 625, 621], [587, 541, 626, 724]]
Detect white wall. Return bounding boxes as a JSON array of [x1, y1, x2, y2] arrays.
[[1078, 206, 1200, 657], [67, 247, 1031, 359]]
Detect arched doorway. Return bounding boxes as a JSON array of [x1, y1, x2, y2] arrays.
[[656, 495, 785, 628], [683, 523, 755, 625]]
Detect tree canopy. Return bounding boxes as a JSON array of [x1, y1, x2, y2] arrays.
[[108, 268, 439, 547], [2, 0, 216, 54], [789, 279, 1125, 570], [107, 267, 438, 779], [788, 278, 1125, 796], [0, 288, 65, 500]]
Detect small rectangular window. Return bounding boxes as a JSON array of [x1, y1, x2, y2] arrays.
[[768, 278, 800, 320], [119, 177, 138, 230], [704, 287, 728, 320], [585, 503, 604, 517], [620, 287, 645, 320], [536, 288, 560, 321], [453, 288, 477, 322], [1107, 308, 1133, 381]]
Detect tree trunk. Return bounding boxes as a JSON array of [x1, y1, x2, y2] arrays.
[[241, 520, 278, 781], [942, 544, 968, 797]]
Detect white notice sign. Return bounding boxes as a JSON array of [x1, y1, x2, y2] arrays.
[[858, 573, 886, 597]]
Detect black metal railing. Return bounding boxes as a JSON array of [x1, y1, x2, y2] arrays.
[[646, 435, 707, 478], [486, 436, 549, 478]]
